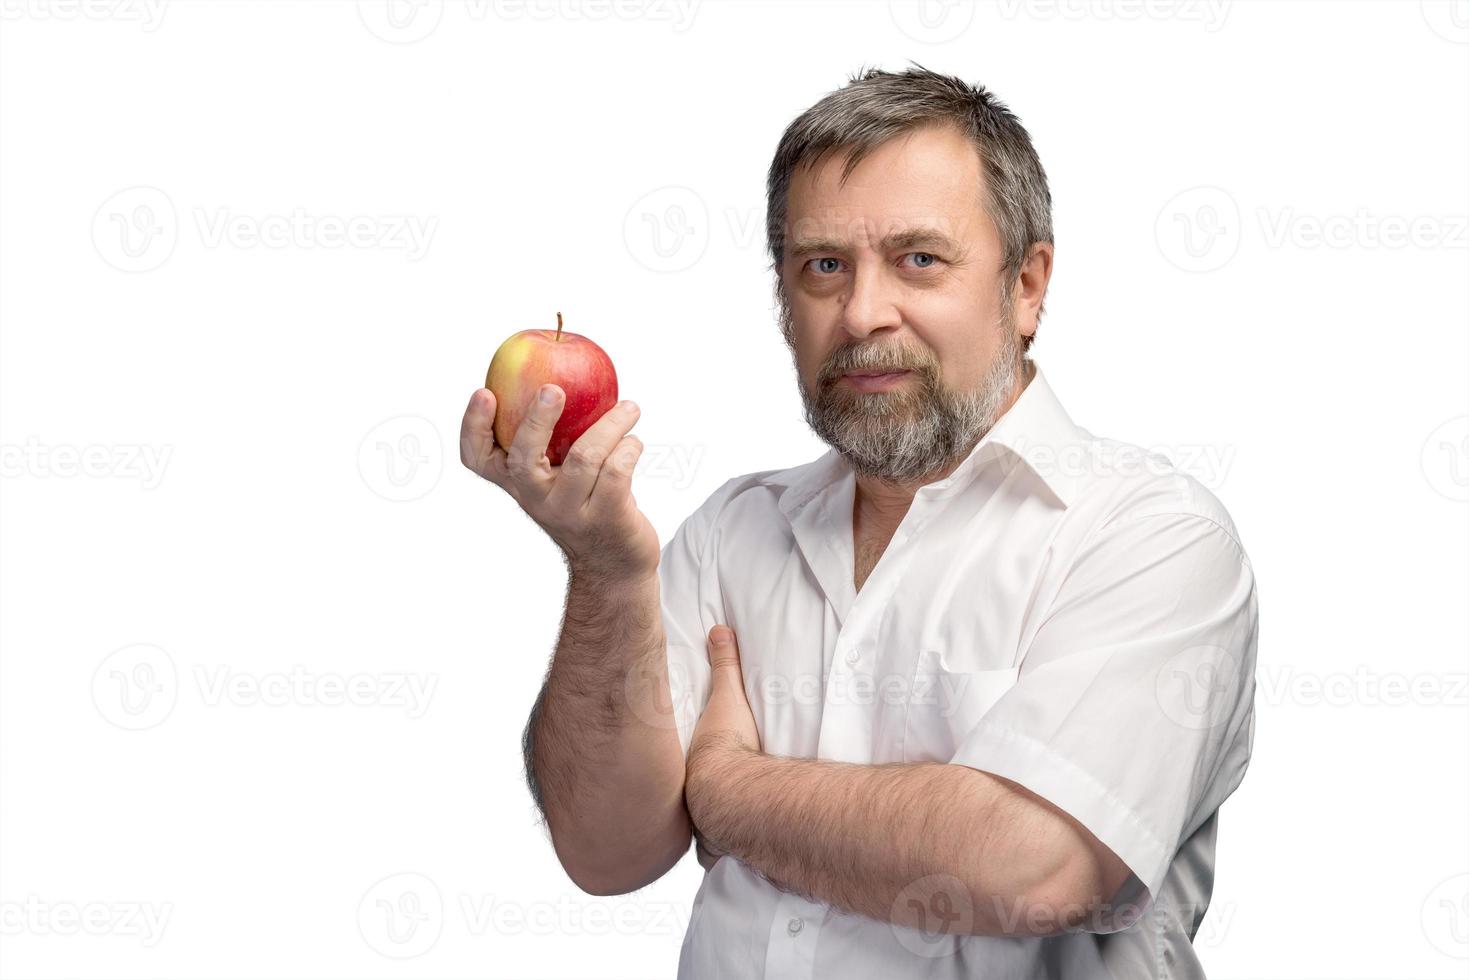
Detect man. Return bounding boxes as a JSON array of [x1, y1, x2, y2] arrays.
[[461, 64, 1258, 979]]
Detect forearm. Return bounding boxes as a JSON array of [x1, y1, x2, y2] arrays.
[[687, 745, 1086, 937], [528, 566, 691, 894]]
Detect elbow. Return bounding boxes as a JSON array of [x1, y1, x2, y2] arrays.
[[548, 809, 694, 897], [564, 865, 651, 898], [1013, 857, 1129, 938], [556, 831, 692, 897]]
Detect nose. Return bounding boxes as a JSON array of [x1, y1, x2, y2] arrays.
[[837, 262, 902, 341]]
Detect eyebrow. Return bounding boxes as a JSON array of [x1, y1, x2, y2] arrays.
[[787, 227, 964, 260]]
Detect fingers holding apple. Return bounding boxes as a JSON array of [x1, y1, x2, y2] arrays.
[[544, 395, 642, 512], [501, 381, 566, 501], [463, 314, 662, 581], [459, 386, 510, 486]]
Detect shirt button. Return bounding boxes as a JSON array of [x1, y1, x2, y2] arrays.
[[787, 916, 804, 936], [844, 648, 860, 666]]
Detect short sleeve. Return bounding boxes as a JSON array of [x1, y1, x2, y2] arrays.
[[949, 511, 1259, 932], [658, 479, 744, 762]]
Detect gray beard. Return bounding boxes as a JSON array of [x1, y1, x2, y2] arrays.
[[793, 315, 1025, 484]]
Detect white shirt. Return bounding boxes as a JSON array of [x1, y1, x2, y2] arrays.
[[657, 363, 1258, 979]]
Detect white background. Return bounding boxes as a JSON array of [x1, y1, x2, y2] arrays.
[[1, 1, 1466, 977]]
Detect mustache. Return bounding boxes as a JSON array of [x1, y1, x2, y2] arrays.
[[819, 346, 930, 383]]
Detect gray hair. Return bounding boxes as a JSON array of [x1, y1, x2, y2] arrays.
[[766, 63, 1053, 352]]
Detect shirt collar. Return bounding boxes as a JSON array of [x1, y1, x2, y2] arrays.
[[763, 361, 1086, 516]]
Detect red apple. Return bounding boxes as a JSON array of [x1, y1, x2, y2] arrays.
[[484, 312, 619, 466]]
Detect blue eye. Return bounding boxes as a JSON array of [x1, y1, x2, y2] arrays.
[[811, 257, 841, 274], [909, 252, 938, 268]]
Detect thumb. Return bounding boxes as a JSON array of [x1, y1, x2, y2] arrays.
[[707, 625, 743, 689]]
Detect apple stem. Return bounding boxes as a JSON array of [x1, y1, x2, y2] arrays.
[[555, 311, 563, 341]]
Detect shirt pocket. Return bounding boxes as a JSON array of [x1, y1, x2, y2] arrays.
[[901, 648, 1020, 763]]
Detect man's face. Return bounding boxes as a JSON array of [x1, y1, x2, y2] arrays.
[[778, 122, 1029, 483]]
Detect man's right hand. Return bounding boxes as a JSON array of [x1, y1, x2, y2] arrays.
[[459, 383, 660, 581]]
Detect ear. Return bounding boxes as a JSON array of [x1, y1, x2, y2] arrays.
[[1014, 241, 1055, 340]]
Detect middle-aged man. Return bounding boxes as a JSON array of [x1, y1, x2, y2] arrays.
[[461, 64, 1259, 979]]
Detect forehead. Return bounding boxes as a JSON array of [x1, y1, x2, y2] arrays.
[[785, 122, 991, 248]]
